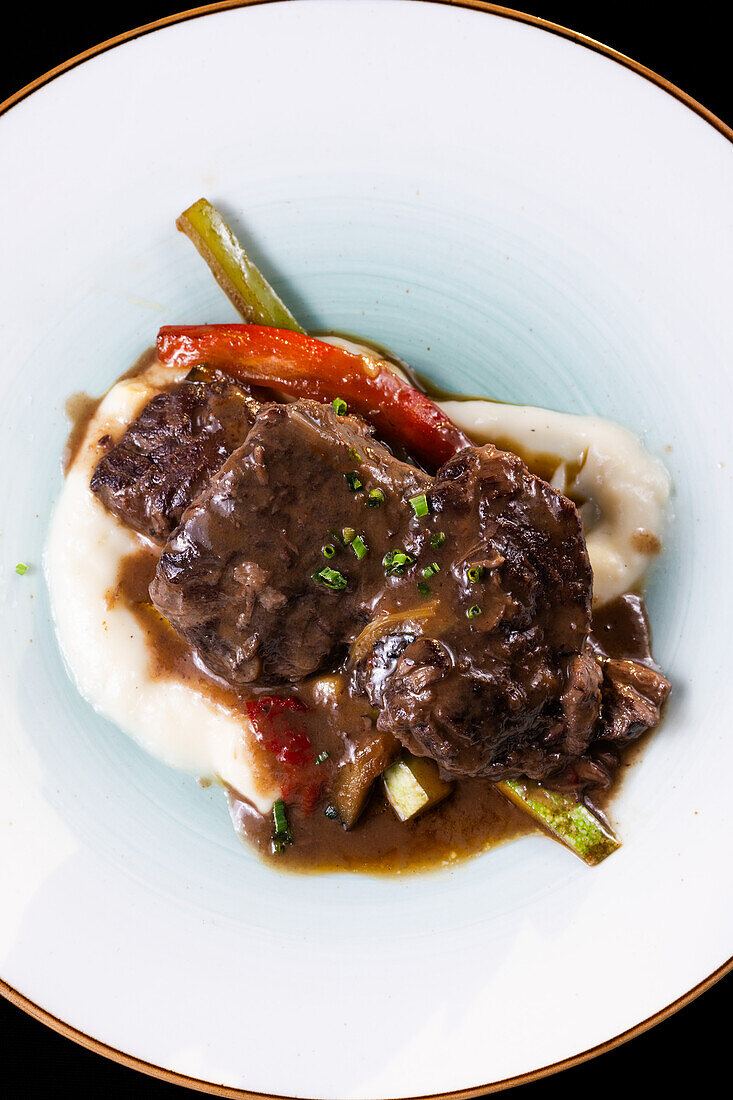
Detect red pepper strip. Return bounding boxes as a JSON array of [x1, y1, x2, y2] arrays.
[[246, 696, 324, 813], [157, 325, 472, 469]]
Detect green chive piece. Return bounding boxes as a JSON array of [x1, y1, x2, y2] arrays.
[[422, 562, 440, 579], [15, 562, 28, 575], [417, 581, 431, 596], [322, 543, 336, 559], [342, 526, 356, 545], [368, 488, 385, 507], [271, 799, 293, 852], [324, 805, 340, 820], [315, 751, 330, 765], [349, 447, 363, 464], [328, 527, 345, 546], [333, 397, 348, 416], [409, 492, 429, 518], [467, 565, 484, 584], [345, 471, 363, 491], [467, 604, 482, 619], [431, 531, 446, 548], [312, 567, 348, 590], [351, 535, 368, 559], [273, 799, 288, 834], [383, 549, 415, 576]]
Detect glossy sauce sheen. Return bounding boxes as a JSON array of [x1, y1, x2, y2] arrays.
[[112, 546, 651, 874]]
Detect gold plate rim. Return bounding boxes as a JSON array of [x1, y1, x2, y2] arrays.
[[1, 2, 731, 1096]]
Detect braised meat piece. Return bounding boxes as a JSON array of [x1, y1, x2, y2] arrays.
[[149, 399, 669, 791], [90, 378, 260, 541], [585, 593, 671, 783], [150, 399, 430, 684], [354, 444, 598, 782]]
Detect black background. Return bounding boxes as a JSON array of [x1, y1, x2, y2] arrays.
[[2, 1, 730, 1097]]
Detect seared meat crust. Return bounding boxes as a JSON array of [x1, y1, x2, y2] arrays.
[[90, 378, 259, 541]]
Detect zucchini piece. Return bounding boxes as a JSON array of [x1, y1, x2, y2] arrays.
[[383, 753, 453, 822], [497, 778, 620, 866]]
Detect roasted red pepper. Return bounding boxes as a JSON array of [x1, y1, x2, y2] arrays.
[[246, 695, 324, 814], [157, 324, 471, 469]]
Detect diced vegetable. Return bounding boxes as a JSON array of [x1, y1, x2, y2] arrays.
[[312, 567, 348, 590], [157, 324, 472, 470], [382, 549, 415, 576], [351, 535, 368, 559], [409, 492, 429, 518], [383, 753, 453, 822], [332, 730, 399, 828], [246, 695, 324, 814], [497, 778, 620, 866], [176, 198, 305, 332]]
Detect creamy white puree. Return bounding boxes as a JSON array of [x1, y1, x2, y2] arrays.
[[439, 400, 670, 607], [46, 348, 669, 813], [46, 362, 280, 814]]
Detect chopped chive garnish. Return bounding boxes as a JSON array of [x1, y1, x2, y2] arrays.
[[431, 531, 446, 548], [383, 549, 415, 576], [351, 534, 368, 559], [368, 488, 385, 507], [467, 565, 484, 583], [349, 447, 363, 464], [467, 604, 482, 619], [328, 527, 345, 546], [417, 581, 431, 596], [324, 805, 340, 820], [333, 397, 347, 416], [422, 562, 440, 579], [342, 526, 356, 545], [315, 751, 330, 765], [345, 471, 363, 491], [15, 562, 28, 575], [322, 543, 336, 559], [312, 567, 348, 590], [409, 493, 429, 518], [273, 799, 288, 835], [271, 799, 293, 852]]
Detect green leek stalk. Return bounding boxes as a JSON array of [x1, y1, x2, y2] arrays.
[[177, 198, 305, 332]]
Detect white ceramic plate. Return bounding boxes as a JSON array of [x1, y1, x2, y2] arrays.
[[1, 2, 731, 1097]]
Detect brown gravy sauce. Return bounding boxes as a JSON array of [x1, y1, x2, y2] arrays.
[[109, 543, 653, 876], [62, 348, 162, 473], [63, 392, 105, 474]]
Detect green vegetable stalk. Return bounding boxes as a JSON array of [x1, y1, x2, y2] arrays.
[[498, 778, 620, 866], [177, 198, 305, 332]]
